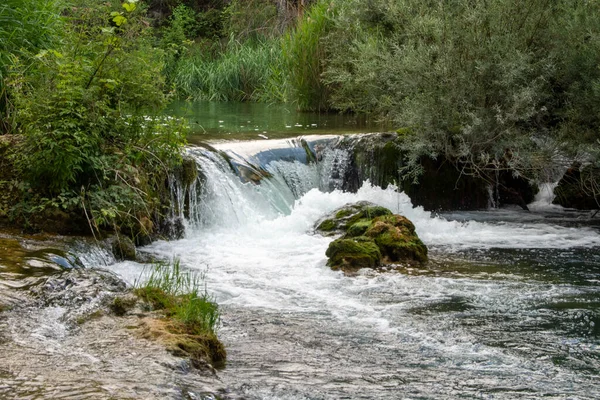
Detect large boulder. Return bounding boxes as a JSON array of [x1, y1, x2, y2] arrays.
[[316, 202, 427, 272]]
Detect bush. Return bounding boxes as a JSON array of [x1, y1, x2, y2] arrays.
[[7, 0, 187, 236], [0, 0, 62, 133], [323, 0, 600, 182]]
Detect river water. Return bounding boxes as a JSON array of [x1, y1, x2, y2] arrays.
[[102, 139, 600, 399]]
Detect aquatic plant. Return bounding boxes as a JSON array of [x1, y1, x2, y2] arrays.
[[134, 258, 225, 366]]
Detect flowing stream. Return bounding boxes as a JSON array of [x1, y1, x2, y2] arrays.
[[104, 138, 600, 399]]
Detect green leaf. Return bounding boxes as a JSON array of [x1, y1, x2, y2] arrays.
[[112, 15, 127, 27], [122, 3, 136, 13]]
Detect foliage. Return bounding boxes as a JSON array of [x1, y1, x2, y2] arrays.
[[7, 0, 187, 236], [282, 0, 334, 111], [172, 36, 286, 102], [223, 0, 280, 41], [0, 0, 62, 133], [135, 259, 220, 335], [323, 0, 600, 182]]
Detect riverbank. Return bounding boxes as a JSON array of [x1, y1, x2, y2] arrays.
[[0, 265, 227, 399]]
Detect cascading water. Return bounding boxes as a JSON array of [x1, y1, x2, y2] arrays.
[[106, 136, 600, 399]]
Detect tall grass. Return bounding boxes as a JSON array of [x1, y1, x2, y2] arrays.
[[282, 0, 334, 111], [172, 36, 287, 103], [135, 259, 220, 335], [0, 0, 62, 133]]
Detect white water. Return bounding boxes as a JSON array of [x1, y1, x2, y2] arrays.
[[105, 141, 600, 399]]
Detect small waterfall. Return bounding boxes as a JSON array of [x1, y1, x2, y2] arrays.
[[179, 136, 351, 230]]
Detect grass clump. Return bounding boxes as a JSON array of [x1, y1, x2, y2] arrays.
[[134, 259, 225, 366]]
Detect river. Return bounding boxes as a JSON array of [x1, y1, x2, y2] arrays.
[[103, 138, 600, 399]]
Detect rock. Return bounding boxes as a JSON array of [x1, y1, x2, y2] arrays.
[[365, 215, 427, 264], [316, 202, 428, 272], [553, 163, 600, 210], [315, 201, 392, 237], [325, 237, 382, 271], [111, 234, 137, 261]]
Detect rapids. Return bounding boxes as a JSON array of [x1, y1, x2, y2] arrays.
[[105, 139, 600, 399]]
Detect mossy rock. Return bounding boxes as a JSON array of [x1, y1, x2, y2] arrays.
[[346, 219, 373, 237], [317, 218, 337, 232], [314, 201, 392, 236], [318, 202, 428, 272], [366, 221, 428, 264], [111, 234, 137, 261], [325, 237, 381, 271]]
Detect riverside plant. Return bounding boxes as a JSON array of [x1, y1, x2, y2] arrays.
[[134, 259, 220, 337], [173, 36, 285, 103]]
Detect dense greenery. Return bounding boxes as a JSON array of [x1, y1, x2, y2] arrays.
[[3, 0, 187, 237], [158, 0, 600, 186], [0, 0, 62, 133], [323, 0, 600, 182], [3, 0, 600, 228]]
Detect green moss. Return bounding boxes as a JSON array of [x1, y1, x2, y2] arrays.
[[325, 237, 381, 270], [170, 331, 227, 369], [335, 208, 353, 219], [181, 157, 198, 187], [110, 295, 137, 316], [134, 287, 175, 311], [370, 227, 428, 264], [317, 218, 337, 232], [373, 214, 416, 233], [346, 206, 392, 226], [346, 219, 373, 237], [395, 127, 413, 136]]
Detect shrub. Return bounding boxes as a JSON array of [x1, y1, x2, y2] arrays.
[[322, 0, 600, 182], [7, 0, 187, 236], [0, 0, 62, 133]]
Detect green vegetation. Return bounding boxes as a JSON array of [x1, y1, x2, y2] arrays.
[[2, 0, 187, 237], [4, 0, 600, 231], [159, 0, 600, 189], [135, 259, 220, 336], [134, 259, 225, 365], [0, 0, 62, 133]]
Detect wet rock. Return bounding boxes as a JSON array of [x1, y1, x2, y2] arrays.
[[315, 201, 392, 237], [553, 163, 600, 210], [401, 156, 490, 211], [365, 215, 428, 264], [32, 268, 127, 309], [317, 202, 427, 272], [326, 237, 382, 271], [111, 234, 137, 261]]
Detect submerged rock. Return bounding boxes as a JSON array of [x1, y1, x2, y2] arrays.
[[316, 202, 428, 272]]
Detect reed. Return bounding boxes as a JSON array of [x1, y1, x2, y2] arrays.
[[173, 36, 285, 103], [282, 0, 333, 111]]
